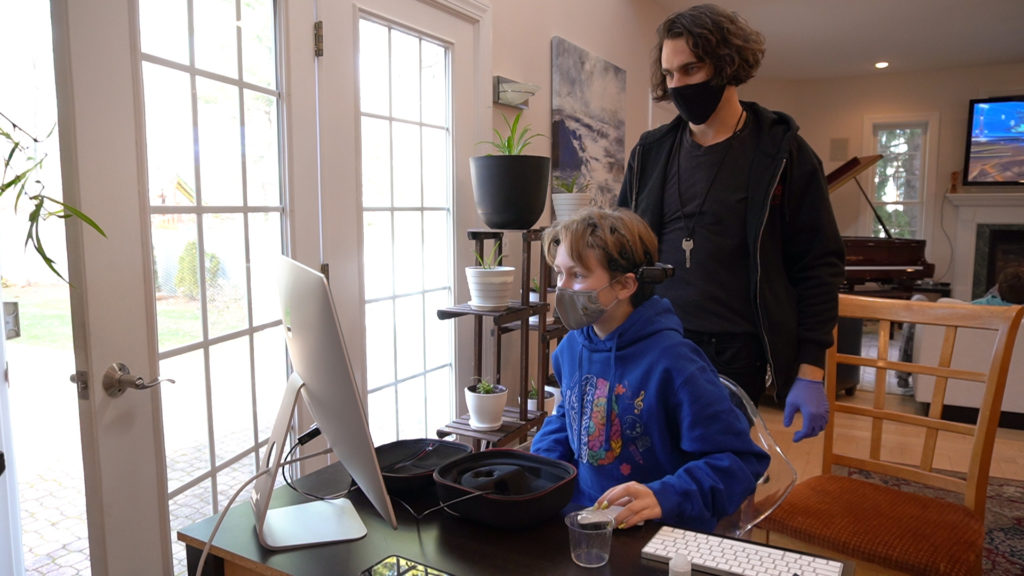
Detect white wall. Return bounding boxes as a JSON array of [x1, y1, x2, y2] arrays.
[[742, 62, 1024, 287]]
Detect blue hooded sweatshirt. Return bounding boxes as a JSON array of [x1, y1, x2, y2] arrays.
[[531, 296, 770, 532]]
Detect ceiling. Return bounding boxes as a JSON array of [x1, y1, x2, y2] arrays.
[[651, 0, 1024, 80]]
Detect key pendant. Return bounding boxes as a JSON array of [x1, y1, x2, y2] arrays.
[[681, 237, 694, 268]]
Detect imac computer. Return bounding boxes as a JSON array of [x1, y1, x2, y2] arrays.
[[249, 256, 398, 550]]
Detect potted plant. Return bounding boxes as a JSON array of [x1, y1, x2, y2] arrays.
[[465, 241, 516, 311], [527, 276, 554, 325], [526, 378, 556, 413], [465, 377, 508, 431], [551, 171, 593, 222], [470, 111, 550, 230]]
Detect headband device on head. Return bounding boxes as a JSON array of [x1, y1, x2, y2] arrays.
[[635, 263, 674, 284]]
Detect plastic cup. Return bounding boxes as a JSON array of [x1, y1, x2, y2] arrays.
[[564, 510, 613, 567]]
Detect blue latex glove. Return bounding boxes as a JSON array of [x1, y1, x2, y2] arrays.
[[783, 377, 829, 443]]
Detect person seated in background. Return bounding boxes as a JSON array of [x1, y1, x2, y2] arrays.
[[897, 267, 1024, 388], [530, 207, 769, 532], [972, 266, 1024, 306]]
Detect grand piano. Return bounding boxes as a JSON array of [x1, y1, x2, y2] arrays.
[[827, 155, 937, 293], [827, 155, 944, 394]]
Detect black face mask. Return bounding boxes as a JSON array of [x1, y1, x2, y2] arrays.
[[668, 80, 725, 125]]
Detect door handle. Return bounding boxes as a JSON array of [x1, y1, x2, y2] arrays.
[[102, 362, 175, 398]]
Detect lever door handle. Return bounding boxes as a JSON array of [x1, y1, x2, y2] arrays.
[[103, 362, 175, 398]]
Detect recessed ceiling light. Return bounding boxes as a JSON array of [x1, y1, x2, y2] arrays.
[[874, 61, 890, 70]]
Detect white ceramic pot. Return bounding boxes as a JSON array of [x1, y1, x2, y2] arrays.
[[466, 266, 516, 311], [527, 389, 556, 413], [465, 384, 508, 431], [551, 193, 593, 222], [528, 290, 555, 325]]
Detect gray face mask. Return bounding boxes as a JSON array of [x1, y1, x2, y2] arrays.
[[554, 283, 615, 331]]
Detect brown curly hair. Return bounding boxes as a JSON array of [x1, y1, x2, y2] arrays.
[[650, 3, 766, 102]]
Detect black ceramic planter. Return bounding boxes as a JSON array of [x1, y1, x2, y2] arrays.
[[470, 155, 550, 230]]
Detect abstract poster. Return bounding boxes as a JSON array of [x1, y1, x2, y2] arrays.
[[551, 36, 627, 209]]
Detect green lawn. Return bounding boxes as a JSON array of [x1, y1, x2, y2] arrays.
[[3, 283, 233, 351], [3, 284, 74, 349]]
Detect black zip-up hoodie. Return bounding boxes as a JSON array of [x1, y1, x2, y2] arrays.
[[617, 101, 845, 400]]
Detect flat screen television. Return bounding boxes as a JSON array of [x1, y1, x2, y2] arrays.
[[248, 256, 397, 550], [962, 95, 1024, 186]]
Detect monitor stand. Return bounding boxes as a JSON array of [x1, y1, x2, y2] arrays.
[[250, 373, 368, 550], [260, 499, 366, 549]]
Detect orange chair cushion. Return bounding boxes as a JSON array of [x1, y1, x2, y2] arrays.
[[761, 475, 983, 576]]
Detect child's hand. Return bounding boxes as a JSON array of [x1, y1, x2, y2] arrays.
[[594, 481, 661, 529]]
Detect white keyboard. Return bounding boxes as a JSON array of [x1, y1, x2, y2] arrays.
[[641, 526, 844, 576]]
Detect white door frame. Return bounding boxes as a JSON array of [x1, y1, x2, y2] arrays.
[[52, 0, 170, 572]]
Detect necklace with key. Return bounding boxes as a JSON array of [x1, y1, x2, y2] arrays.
[[678, 108, 746, 268]]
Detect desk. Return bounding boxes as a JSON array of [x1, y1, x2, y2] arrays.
[[178, 463, 853, 576]]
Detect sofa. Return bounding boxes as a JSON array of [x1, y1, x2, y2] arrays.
[[912, 297, 1024, 426]]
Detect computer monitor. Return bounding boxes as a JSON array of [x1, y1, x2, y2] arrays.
[[249, 256, 398, 550]]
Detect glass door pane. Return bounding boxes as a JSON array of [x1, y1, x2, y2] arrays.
[[358, 17, 454, 444], [138, 0, 285, 572]]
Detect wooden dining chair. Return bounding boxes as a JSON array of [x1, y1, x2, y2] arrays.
[[760, 294, 1023, 576]]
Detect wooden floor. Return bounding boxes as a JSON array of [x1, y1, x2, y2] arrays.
[[758, 389, 1024, 482]]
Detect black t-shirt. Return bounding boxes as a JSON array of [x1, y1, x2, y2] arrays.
[[659, 119, 758, 335]]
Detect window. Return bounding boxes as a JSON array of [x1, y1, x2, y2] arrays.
[[871, 123, 927, 238], [138, 0, 285, 572], [358, 17, 454, 444]]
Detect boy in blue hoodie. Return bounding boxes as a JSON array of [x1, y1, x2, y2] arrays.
[[531, 207, 769, 532]]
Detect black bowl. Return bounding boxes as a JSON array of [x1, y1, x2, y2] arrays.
[[432, 449, 577, 529], [376, 439, 472, 494]]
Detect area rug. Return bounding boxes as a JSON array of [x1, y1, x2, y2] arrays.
[[842, 467, 1024, 575]]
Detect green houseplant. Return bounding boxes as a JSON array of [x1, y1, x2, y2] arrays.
[[470, 111, 550, 230], [465, 241, 516, 311], [2, 112, 106, 281], [526, 377, 555, 413], [551, 172, 593, 222], [465, 376, 508, 431]]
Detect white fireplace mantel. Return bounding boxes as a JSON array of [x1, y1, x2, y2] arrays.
[[947, 192, 1024, 300], [947, 192, 1024, 207]]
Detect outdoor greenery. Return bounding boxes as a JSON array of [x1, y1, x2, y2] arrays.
[[872, 127, 923, 239], [174, 240, 222, 300], [1, 111, 106, 281], [479, 111, 545, 155]]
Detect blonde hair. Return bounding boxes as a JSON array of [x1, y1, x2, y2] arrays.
[[542, 208, 659, 306]]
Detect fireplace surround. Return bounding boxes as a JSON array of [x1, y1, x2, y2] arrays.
[[947, 192, 1024, 300]]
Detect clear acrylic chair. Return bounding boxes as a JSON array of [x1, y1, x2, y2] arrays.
[[713, 375, 798, 539]]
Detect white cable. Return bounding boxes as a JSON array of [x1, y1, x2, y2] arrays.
[[193, 447, 335, 575]]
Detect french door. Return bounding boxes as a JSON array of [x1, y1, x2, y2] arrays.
[[47, 0, 487, 574]]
